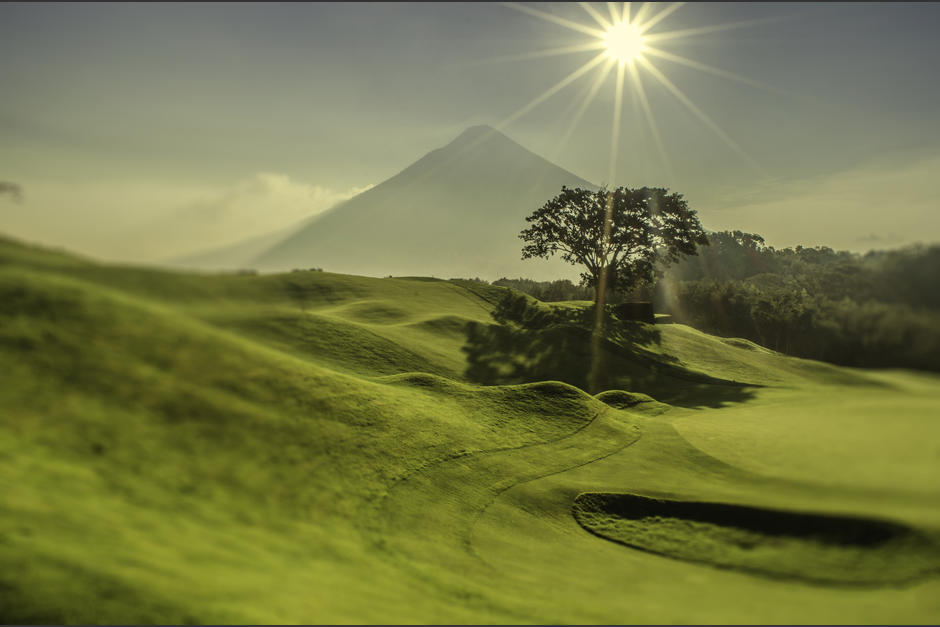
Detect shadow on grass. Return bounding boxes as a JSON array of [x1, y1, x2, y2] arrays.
[[463, 292, 758, 409]]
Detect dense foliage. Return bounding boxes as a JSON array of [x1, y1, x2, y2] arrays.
[[496, 230, 940, 372], [520, 186, 707, 301], [665, 230, 940, 311], [492, 277, 596, 302], [656, 233, 940, 371]]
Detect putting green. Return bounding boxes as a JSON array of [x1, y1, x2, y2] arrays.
[[472, 414, 940, 623]]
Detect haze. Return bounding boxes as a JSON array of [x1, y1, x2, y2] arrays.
[[1, 2, 939, 265]]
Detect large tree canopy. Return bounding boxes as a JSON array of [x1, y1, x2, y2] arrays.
[[520, 186, 708, 301]]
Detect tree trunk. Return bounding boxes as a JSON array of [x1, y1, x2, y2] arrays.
[[588, 272, 608, 395]]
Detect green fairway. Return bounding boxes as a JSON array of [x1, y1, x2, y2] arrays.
[[1, 235, 939, 624]]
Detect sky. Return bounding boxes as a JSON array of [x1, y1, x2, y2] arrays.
[[1, 2, 939, 262]]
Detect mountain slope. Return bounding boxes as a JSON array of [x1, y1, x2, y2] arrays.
[[252, 125, 594, 279]]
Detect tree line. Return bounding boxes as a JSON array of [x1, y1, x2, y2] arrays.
[[652, 232, 940, 371], [486, 228, 940, 372], [473, 185, 940, 373]]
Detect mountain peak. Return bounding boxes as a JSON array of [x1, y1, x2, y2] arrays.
[[455, 124, 497, 138], [446, 124, 505, 148], [252, 123, 595, 279]]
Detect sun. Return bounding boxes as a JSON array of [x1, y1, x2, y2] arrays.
[[494, 2, 775, 184], [489, 2, 775, 394], [602, 21, 646, 64]]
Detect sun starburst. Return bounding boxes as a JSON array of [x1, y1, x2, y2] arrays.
[[494, 2, 778, 184], [489, 2, 781, 394]]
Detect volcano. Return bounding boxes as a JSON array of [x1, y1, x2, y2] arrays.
[[250, 125, 595, 280]]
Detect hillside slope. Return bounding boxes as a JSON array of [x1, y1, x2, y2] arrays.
[[251, 125, 594, 280], [2, 234, 939, 624]]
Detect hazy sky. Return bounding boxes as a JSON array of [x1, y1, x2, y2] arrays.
[[2, 2, 939, 261]]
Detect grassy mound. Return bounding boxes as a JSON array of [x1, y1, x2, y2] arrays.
[[2, 234, 939, 623], [594, 390, 669, 414], [0, 255, 603, 622]]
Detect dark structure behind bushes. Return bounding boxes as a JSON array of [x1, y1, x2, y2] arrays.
[[613, 302, 654, 324]]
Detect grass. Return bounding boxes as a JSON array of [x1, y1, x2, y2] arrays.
[[1, 233, 939, 623]]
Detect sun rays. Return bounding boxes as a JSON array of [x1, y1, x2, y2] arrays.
[[496, 2, 772, 185], [491, 2, 779, 394]]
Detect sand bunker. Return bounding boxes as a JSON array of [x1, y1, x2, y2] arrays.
[[573, 492, 940, 585]]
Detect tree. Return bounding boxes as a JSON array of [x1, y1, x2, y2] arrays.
[[520, 186, 708, 305]]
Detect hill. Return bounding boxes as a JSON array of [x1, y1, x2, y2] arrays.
[[1, 234, 939, 623], [249, 125, 594, 279]]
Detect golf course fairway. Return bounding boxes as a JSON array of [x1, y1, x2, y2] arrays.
[[1, 235, 939, 624]]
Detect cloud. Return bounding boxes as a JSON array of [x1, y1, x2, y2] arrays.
[[182, 173, 371, 227], [0, 182, 23, 203], [162, 173, 373, 257], [854, 232, 898, 245], [0, 174, 371, 262]]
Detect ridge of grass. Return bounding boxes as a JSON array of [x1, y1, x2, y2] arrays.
[[1, 234, 939, 623]]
